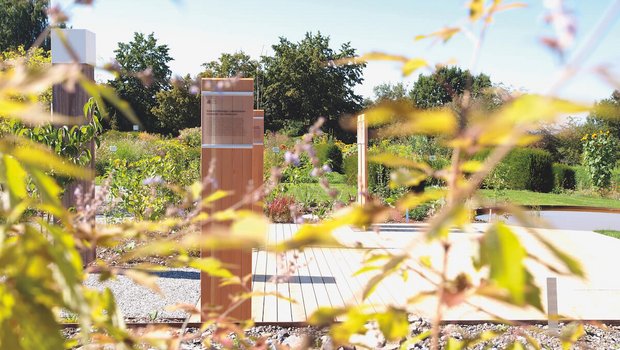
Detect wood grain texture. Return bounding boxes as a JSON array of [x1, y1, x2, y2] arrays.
[[53, 63, 95, 265], [201, 78, 254, 321]]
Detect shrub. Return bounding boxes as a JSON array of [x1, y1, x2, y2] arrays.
[[582, 131, 618, 190], [552, 163, 576, 191], [500, 148, 554, 193], [96, 132, 160, 175], [344, 153, 358, 186], [265, 196, 296, 223], [316, 143, 344, 173], [178, 127, 201, 148]]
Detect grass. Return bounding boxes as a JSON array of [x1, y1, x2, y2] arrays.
[[479, 189, 620, 209], [594, 230, 620, 239], [280, 183, 357, 203], [280, 184, 620, 209]]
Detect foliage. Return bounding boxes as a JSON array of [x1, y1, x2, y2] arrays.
[[0, 1, 605, 349], [409, 66, 491, 109], [0, 0, 49, 52], [582, 130, 618, 190], [200, 50, 261, 107], [95, 131, 161, 175], [552, 163, 576, 191], [265, 195, 296, 223], [372, 82, 410, 102], [151, 74, 200, 135], [261, 32, 365, 140], [108, 32, 172, 132], [595, 230, 620, 240], [588, 90, 620, 140], [498, 148, 554, 193], [0, 45, 51, 108], [106, 156, 177, 220], [535, 118, 598, 165], [10, 99, 102, 167], [316, 142, 343, 173], [177, 127, 201, 148]]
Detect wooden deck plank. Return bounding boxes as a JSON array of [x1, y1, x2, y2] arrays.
[[303, 244, 333, 311], [275, 224, 293, 322], [320, 247, 359, 307], [251, 248, 267, 322], [311, 247, 346, 309], [262, 224, 278, 323], [333, 248, 378, 312], [290, 226, 320, 319], [283, 224, 307, 322]]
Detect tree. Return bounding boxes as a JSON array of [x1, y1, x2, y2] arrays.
[[372, 82, 410, 102], [0, 0, 49, 52], [588, 90, 620, 139], [151, 75, 200, 135], [108, 32, 172, 132], [409, 66, 491, 109], [200, 51, 262, 108], [261, 32, 365, 140]]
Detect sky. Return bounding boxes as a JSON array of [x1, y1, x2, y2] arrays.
[[51, 0, 620, 104]]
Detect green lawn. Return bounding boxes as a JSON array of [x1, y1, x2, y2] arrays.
[[594, 230, 620, 239], [479, 189, 620, 209], [280, 183, 620, 209], [280, 183, 357, 203]]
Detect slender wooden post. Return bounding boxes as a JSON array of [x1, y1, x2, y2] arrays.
[[201, 78, 254, 321], [51, 29, 96, 265], [357, 114, 368, 205], [252, 110, 264, 213]]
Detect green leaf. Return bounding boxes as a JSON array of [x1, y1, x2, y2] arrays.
[[480, 223, 527, 305], [560, 322, 585, 350], [446, 337, 464, 350], [399, 330, 431, 350], [0, 155, 28, 206], [375, 307, 409, 341]]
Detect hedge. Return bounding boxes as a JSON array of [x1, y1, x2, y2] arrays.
[[476, 148, 554, 193], [552, 163, 576, 191], [316, 143, 343, 173]]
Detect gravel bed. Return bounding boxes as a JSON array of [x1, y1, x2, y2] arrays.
[[83, 268, 200, 319], [63, 317, 620, 349]]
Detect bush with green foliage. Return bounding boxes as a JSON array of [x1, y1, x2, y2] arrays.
[[316, 142, 343, 173], [582, 130, 618, 190], [178, 127, 201, 148], [501, 148, 554, 193], [552, 163, 576, 191]]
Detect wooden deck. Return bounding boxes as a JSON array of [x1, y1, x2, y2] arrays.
[[202, 223, 620, 323]]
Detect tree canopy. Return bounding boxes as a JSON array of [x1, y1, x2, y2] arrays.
[[151, 75, 200, 135], [108, 32, 172, 132], [588, 90, 620, 139], [372, 82, 410, 103], [200, 51, 262, 108], [261, 32, 365, 139], [409, 66, 492, 109], [0, 0, 49, 52]]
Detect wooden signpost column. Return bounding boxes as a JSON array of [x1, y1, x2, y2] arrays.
[[51, 29, 96, 265], [201, 78, 254, 321], [357, 114, 368, 205], [252, 110, 264, 212]]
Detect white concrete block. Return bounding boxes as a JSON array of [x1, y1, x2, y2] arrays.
[[51, 29, 95, 65]]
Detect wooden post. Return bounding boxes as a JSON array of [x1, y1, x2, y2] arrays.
[[201, 78, 254, 321], [51, 29, 96, 265], [252, 110, 264, 213], [357, 114, 368, 205]]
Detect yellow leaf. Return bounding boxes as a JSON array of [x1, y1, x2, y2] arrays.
[[469, 0, 485, 21], [369, 153, 432, 172], [202, 190, 231, 205], [415, 27, 461, 42], [402, 58, 428, 76]]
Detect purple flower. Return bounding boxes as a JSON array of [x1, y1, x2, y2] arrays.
[[143, 176, 163, 185], [284, 151, 300, 166]]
